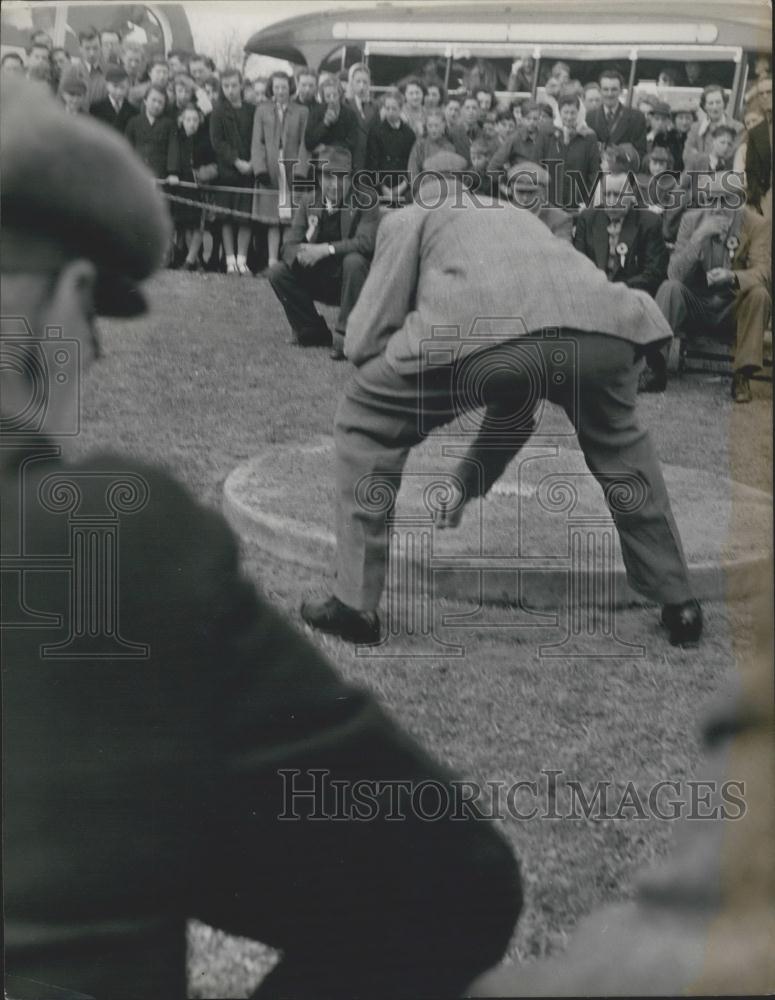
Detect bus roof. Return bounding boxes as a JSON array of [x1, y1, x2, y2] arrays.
[[245, 0, 772, 63]]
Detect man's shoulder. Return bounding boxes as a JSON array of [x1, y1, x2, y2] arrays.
[[742, 204, 770, 235]]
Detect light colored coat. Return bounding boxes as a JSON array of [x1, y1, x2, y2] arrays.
[[250, 100, 309, 186], [345, 186, 674, 373]]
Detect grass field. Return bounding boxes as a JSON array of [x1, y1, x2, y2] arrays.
[[85, 271, 772, 997]]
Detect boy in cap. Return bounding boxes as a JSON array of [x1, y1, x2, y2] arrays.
[[502, 160, 572, 240], [645, 99, 686, 172], [60, 76, 87, 116], [90, 65, 138, 132], [267, 146, 380, 358], [1, 76, 521, 999]]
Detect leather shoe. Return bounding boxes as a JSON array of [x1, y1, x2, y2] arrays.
[[329, 346, 345, 361], [661, 599, 703, 647], [301, 594, 380, 644], [732, 371, 752, 403]]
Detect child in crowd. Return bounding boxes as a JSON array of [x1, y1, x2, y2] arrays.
[[481, 110, 499, 142], [209, 67, 254, 274], [60, 77, 86, 115], [641, 146, 683, 244], [468, 137, 499, 197], [366, 87, 416, 204], [167, 104, 219, 270], [495, 108, 517, 144], [124, 84, 174, 178], [407, 106, 470, 182], [167, 73, 196, 122]]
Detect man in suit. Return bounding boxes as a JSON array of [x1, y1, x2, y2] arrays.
[[574, 171, 668, 296], [89, 65, 138, 133], [58, 26, 107, 113], [267, 146, 380, 359], [2, 78, 521, 1000], [537, 94, 601, 209], [655, 175, 772, 402], [300, 165, 702, 647], [587, 69, 648, 159], [502, 160, 573, 240], [344, 62, 380, 172]]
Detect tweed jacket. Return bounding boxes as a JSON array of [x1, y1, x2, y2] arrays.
[[667, 206, 771, 294], [3, 441, 521, 998], [587, 103, 648, 157], [573, 207, 668, 295], [281, 191, 381, 264], [250, 100, 310, 186], [345, 186, 675, 372]]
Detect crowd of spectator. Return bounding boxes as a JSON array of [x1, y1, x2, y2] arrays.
[[2, 29, 771, 394]]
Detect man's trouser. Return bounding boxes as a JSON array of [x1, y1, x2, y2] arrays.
[[333, 332, 693, 612], [268, 253, 371, 348], [655, 279, 771, 373]]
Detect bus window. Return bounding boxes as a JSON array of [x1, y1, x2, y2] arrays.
[[635, 57, 735, 90], [538, 57, 630, 87], [319, 44, 364, 77], [368, 53, 446, 89]]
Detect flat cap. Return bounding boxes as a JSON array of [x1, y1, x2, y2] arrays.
[[105, 64, 129, 84], [422, 151, 468, 174], [1, 76, 170, 316], [650, 100, 673, 117], [506, 160, 549, 188], [317, 145, 352, 173]]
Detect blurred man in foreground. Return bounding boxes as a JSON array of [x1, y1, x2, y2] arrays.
[[1, 78, 521, 1000]]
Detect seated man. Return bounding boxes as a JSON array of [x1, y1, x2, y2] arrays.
[[501, 159, 573, 240], [267, 146, 380, 360], [574, 171, 668, 297], [655, 173, 771, 402]]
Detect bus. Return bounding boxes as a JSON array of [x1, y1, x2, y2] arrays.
[[244, 0, 771, 115], [1, 3, 193, 58]]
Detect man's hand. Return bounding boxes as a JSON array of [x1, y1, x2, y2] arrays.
[[692, 215, 729, 243], [296, 243, 330, 267], [706, 266, 735, 288], [235, 158, 253, 176], [435, 479, 468, 530], [323, 106, 339, 126], [166, 174, 179, 185]]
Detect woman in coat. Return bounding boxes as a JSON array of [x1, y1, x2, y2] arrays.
[[167, 103, 218, 269], [251, 70, 310, 268]]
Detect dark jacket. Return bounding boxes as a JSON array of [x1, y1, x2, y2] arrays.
[[644, 128, 686, 173], [573, 206, 668, 295], [2, 442, 521, 999], [537, 128, 602, 209], [209, 97, 254, 182], [344, 96, 380, 172], [304, 101, 360, 157], [282, 191, 381, 265], [365, 118, 417, 189], [90, 96, 138, 133], [587, 104, 648, 158], [167, 123, 217, 181], [124, 111, 174, 178], [745, 119, 771, 211]]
